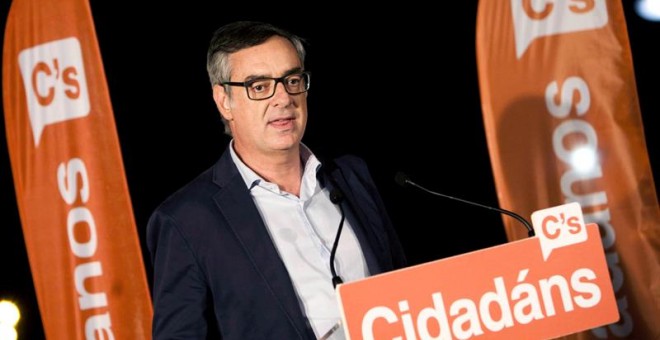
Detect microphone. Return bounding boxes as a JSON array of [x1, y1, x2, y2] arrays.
[[395, 172, 535, 237], [329, 187, 345, 288]]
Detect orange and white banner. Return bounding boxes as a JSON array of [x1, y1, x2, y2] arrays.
[[476, 1, 660, 339], [3, 0, 152, 338], [338, 203, 618, 339]]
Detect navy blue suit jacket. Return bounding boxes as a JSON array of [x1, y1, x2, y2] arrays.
[[147, 147, 407, 339]]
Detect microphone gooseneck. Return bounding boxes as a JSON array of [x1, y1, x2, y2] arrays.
[[329, 187, 345, 288], [395, 172, 535, 237]]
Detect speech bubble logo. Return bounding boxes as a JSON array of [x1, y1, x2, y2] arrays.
[[531, 202, 587, 260], [18, 37, 90, 146], [511, 0, 609, 59]]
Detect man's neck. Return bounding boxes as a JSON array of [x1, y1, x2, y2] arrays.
[[234, 144, 304, 197]]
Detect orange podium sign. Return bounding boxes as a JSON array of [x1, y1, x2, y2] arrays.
[[338, 204, 618, 339]]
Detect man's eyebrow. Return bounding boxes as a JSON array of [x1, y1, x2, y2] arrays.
[[282, 67, 304, 76], [242, 67, 304, 82]]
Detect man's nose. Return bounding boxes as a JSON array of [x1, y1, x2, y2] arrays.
[[270, 81, 293, 105]]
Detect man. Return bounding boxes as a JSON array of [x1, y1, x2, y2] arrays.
[[147, 21, 407, 339]]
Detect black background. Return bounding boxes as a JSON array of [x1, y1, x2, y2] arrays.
[[1, 2, 658, 338]]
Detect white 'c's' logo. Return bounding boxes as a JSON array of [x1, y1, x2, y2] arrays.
[[511, 0, 609, 59], [18, 37, 90, 146], [531, 202, 587, 261]]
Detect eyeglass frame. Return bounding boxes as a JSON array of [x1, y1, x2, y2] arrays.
[[220, 71, 311, 101]]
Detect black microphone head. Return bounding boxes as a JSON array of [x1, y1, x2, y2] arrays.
[[329, 188, 344, 204], [394, 171, 410, 187], [332, 276, 343, 288]]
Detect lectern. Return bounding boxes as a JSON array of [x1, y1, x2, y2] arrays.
[[337, 203, 618, 339]]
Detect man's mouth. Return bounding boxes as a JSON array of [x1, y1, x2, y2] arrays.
[[269, 117, 294, 127]]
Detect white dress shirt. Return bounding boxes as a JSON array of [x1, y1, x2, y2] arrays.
[[229, 142, 369, 338]]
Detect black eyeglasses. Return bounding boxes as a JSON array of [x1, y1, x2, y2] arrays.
[[221, 71, 311, 101]]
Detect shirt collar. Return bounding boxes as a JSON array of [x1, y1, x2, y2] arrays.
[[229, 140, 322, 197]]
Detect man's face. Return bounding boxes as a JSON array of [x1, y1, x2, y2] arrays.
[[215, 36, 308, 159]]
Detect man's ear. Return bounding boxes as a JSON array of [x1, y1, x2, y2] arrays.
[[213, 84, 233, 121]]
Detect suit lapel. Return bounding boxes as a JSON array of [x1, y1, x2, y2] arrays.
[[328, 165, 391, 274], [212, 152, 312, 338]]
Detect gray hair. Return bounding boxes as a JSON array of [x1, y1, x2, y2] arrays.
[[206, 21, 307, 135]]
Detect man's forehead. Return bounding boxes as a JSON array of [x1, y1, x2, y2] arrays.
[[228, 37, 300, 77]]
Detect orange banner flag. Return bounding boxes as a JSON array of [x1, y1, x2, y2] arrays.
[[3, 0, 152, 338], [476, 1, 659, 339]]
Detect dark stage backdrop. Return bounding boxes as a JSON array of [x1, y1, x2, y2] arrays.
[[1, 2, 658, 338]]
